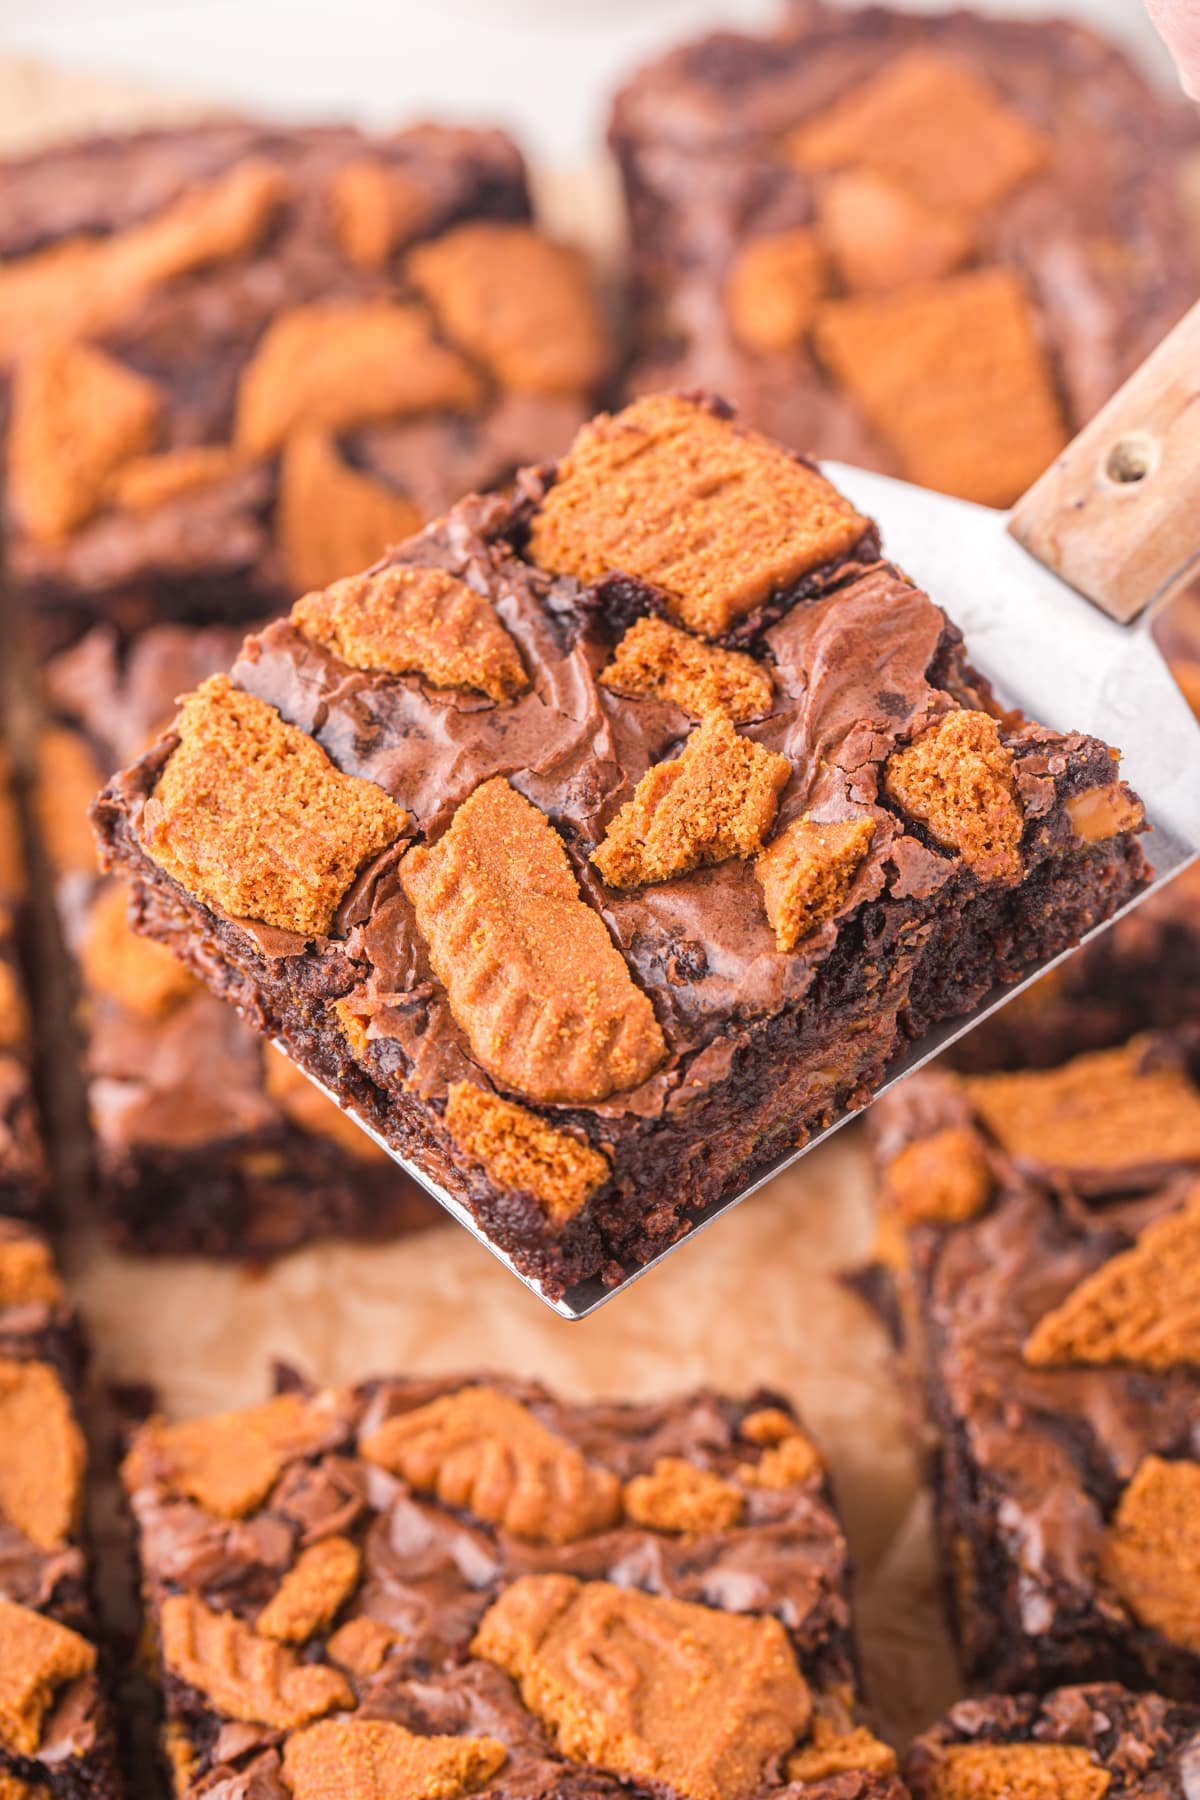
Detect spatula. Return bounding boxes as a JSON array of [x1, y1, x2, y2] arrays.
[[305, 301, 1200, 1319]]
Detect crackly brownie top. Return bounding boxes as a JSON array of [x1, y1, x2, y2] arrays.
[[610, 5, 1197, 506], [0, 1219, 109, 1778], [872, 1031, 1200, 1665], [122, 1372, 902, 1800], [102, 394, 1145, 1167], [0, 119, 610, 602], [906, 1684, 1200, 1799]]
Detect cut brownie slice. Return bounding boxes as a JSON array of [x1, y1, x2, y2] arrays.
[[610, 5, 1198, 504], [37, 623, 438, 1256], [867, 1032, 1200, 1696], [906, 1685, 1200, 1799], [93, 393, 1150, 1298], [122, 1371, 903, 1799], [0, 1217, 121, 1799], [0, 747, 45, 1221], [0, 120, 610, 650]]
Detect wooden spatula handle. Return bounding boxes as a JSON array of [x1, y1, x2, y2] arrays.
[[1008, 300, 1200, 623]]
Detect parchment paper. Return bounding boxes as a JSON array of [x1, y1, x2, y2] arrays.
[[1, 51, 959, 1761]]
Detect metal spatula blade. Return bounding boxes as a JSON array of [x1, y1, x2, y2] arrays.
[[309, 305, 1200, 1319]]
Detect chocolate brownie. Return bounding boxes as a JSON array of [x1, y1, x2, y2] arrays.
[[37, 622, 439, 1256], [0, 119, 611, 650], [92, 393, 1151, 1299], [610, 4, 1198, 505], [906, 1685, 1200, 1799], [867, 1032, 1200, 1697], [122, 1370, 904, 1799], [0, 747, 45, 1221], [0, 1216, 120, 1799]]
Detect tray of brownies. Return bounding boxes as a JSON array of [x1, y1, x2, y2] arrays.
[[0, 5, 1198, 1797]]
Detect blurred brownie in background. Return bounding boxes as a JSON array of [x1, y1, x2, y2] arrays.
[[867, 1034, 1200, 1698], [0, 120, 612, 650], [611, 3, 1197, 505], [37, 623, 439, 1255], [953, 585, 1200, 1073], [122, 1370, 903, 1799], [906, 1686, 1200, 1800], [0, 1217, 121, 1800], [0, 746, 46, 1220]]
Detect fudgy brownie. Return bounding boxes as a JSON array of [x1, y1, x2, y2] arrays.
[[0, 1216, 120, 1799], [92, 393, 1152, 1298], [610, 4, 1197, 506], [37, 623, 439, 1256], [0, 119, 610, 649], [867, 1032, 1200, 1697], [0, 747, 46, 1220], [906, 1685, 1200, 1799], [122, 1370, 903, 1799]]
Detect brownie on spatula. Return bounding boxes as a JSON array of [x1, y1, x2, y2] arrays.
[[94, 393, 1150, 1298]]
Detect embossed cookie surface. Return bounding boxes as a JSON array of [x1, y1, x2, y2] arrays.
[[361, 1384, 622, 1544], [293, 565, 528, 702], [528, 394, 868, 637], [400, 777, 665, 1103], [123, 1390, 347, 1519], [472, 1573, 812, 1800], [159, 1593, 351, 1729], [142, 676, 408, 937]]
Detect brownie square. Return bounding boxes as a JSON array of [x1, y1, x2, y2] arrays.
[[867, 1032, 1200, 1697], [610, 5, 1198, 506], [0, 119, 611, 651], [906, 1685, 1200, 1799], [37, 622, 439, 1256], [0, 1217, 120, 1799], [0, 747, 46, 1221], [122, 1371, 905, 1799], [93, 393, 1150, 1297]]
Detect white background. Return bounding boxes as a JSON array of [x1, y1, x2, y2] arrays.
[[0, 0, 1181, 169]]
